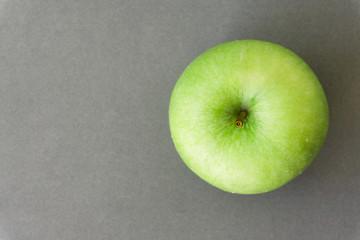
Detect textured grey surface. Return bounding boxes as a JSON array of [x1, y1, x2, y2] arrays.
[[0, 0, 359, 239]]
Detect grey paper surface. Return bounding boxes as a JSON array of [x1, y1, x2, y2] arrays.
[[0, 0, 359, 239]]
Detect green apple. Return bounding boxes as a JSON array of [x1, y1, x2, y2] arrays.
[[169, 40, 329, 194]]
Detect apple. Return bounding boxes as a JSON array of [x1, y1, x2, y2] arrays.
[[169, 40, 329, 194]]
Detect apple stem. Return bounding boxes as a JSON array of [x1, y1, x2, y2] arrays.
[[235, 110, 247, 127]]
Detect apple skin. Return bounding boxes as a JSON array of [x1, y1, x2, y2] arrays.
[[169, 40, 329, 194]]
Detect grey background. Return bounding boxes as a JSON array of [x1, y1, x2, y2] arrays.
[[0, 0, 359, 239]]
